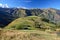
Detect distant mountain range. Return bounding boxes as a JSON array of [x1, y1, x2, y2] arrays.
[[0, 8, 60, 27]]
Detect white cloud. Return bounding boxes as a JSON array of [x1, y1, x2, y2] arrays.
[[21, 7, 27, 9], [17, 6, 28, 9], [23, 0, 32, 2], [18, 0, 32, 3], [0, 3, 9, 8]]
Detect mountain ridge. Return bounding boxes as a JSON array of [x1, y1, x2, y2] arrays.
[[0, 8, 60, 27]]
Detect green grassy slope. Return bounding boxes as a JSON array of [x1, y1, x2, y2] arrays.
[[5, 16, 56, 30]]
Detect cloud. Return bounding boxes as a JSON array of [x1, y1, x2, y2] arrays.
[[17, 6, 28, 9], [23, 0, 32, 2], [18, 0, 32, 3], [21, 7, 27, 9], [0, 3, 9, 8]]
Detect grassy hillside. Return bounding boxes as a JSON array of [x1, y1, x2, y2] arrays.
[[0, 8, 60, 27], [0, 29, 60, 40], [0, 8, 60, 40], [5, 16, 56, 31]]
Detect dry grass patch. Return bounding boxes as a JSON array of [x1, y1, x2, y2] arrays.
[[0, 29, 60, 40]]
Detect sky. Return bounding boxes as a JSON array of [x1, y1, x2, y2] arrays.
[[0, 0, 60, 9]]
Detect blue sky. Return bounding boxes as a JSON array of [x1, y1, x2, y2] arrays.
[[0, 0, 60, 9]]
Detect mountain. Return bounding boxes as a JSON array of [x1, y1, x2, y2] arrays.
[[0, 8, 60, 28], [0, 8, 17, 27], [5, 16, 56, 30]]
